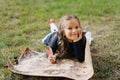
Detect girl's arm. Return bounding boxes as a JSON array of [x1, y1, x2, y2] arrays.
[[73, 36, 86, 62], [43, 32, 59, 53], [44, 32, 59, 63]]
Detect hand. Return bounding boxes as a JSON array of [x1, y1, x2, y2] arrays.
[[73, 29, 82, 42], [46, 46, 56, 64], [46, 46, 53, 57], [48, 55, 56, 64]]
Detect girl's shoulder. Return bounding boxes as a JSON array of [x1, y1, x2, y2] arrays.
[[43, 32, 59, 46], [82, 32, 86, 36]]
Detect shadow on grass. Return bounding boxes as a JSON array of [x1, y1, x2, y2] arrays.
[[90, 53, 119, 80], [11, 73, 73, 80]]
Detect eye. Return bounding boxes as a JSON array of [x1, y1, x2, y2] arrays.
[[75, 26, 78, 29], [68, 27, 72, 30]]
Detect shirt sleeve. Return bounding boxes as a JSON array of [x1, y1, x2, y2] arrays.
[[73, 36, 86, 62], [43, 32, 59, 53]]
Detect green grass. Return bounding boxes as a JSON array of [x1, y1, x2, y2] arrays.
[[0, 0, 120, 80]]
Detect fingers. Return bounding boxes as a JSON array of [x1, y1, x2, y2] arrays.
[[50, 58, 56, 63], [48, 55, 56, 64], [46, 46, 56, 64], [73, 30, 82, 42], [79, 30, 82, 39]]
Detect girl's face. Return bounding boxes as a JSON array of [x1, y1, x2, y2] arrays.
[[63, 18, 82, 42]]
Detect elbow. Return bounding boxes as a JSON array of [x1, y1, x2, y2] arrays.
[[77, 57, 85, 63]]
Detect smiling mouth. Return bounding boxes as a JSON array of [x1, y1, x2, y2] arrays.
[[71, 33, 78, 36], [72, 33, 79, 37]]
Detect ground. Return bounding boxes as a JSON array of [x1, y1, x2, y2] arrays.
[[0, 0, 120, 80]]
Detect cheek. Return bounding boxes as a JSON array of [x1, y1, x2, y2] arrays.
[[64, 30, 70, 36], [63, 31, 71, 40], [78, 28, 82, 33]]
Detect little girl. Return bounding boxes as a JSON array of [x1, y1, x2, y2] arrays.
[[43, 15, 91, 64]]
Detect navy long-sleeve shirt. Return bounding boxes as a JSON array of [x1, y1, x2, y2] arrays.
[[43, 32, 86, 62]]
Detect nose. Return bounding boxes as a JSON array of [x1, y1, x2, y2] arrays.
[[72, 28, 77, 33]]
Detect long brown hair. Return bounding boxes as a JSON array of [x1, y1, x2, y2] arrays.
[[57, 15, 82, 58]]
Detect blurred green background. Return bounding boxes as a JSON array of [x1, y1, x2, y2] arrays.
[[0, 0, 120, 80]]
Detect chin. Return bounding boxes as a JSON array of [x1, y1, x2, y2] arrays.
[[72, 37, 78, 40]]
